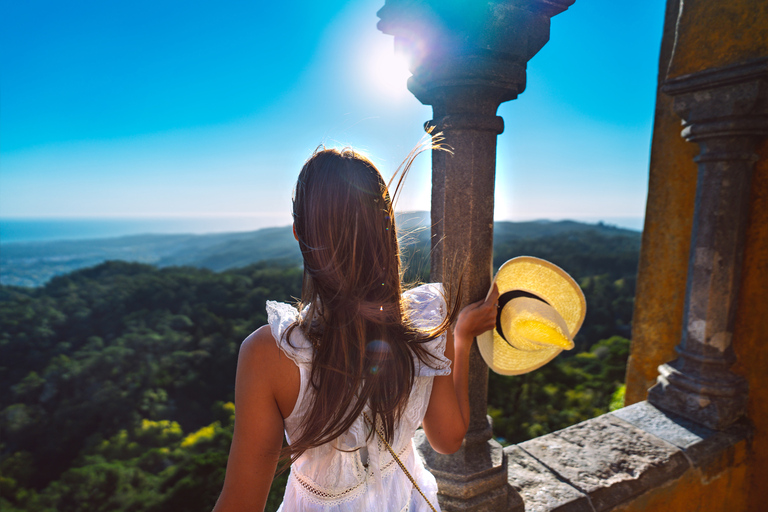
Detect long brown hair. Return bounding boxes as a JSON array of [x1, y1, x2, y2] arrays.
[[282, 145, 457, 466]]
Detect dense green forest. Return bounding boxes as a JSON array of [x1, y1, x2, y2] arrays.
[[0, 224, 638, 511]]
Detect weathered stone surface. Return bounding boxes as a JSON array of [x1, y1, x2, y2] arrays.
[[611, 401, 713, 450], [610, 402, 751, 469], [437, 485, 517, 512], [377, 0, 576, 103], [628, 0, 768, 508], [681, 423, 751, 470], [519, 414, 689, 512], [414, 429, 506, 493], [504, 445, 593, 512], [666, 0, 768, 79]]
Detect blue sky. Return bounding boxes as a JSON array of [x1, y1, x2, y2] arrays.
[[1, 0, 666, 231]]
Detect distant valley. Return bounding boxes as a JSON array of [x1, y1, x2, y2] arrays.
[[0, 213, 640, 288]]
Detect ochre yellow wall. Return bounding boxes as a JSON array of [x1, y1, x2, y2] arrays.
[[732, 138, 768, 511], [610, 439, 750, 512], [625, 0, 697, 405], [624, 93, 697, 405], [667, 0, 768, 79]]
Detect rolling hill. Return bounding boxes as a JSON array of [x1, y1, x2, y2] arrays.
[[0, 213, 640, 287]]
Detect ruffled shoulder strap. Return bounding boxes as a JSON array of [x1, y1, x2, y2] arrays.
[[266, 286, 450, 375], [404, 283, 451, 377], [266, 300, 313, 368]]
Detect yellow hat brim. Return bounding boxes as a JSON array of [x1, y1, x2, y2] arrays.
[[477, 256, 586, 376]]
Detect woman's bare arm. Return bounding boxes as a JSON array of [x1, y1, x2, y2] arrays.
[[213, 326, 299, 512], [421, 285, 499, 454]]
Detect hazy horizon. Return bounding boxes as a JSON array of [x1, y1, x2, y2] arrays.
[[0, 213, 644, 244]]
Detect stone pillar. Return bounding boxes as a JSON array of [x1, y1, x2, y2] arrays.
[[377, 1, 574, 510], [648, 58, 768, 430], [417, 85, 515, 512]]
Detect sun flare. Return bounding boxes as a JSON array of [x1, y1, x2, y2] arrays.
[[366, 40, 413, 100]]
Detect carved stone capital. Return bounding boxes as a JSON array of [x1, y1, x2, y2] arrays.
[[377, 0, 574, 107], [664, 57, 768, 144]]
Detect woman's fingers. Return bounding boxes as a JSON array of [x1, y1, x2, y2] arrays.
[[476, 283, 499, 325], [481, 284, 499, 326], [456, 284, 500, 338], [485, 283, 500, 305]]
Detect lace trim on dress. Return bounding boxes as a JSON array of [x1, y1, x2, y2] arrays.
[[292, 469, 368, 505], [291, 440, 412, 506], [378, 436, 412, 477]]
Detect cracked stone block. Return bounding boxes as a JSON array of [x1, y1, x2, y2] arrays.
[[519, 414, 689, 511], [611, 401, 750, 468], [611, 401, 713, 449], [504, 445, 593, 512]]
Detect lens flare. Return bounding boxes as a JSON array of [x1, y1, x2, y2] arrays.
[[366, 339, 392, 375]]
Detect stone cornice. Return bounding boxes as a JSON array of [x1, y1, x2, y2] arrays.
[[663, 57, 768, 96]]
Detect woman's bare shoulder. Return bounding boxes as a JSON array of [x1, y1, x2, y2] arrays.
[[238, 325, 300, 419], [240, 325, 279, 358]]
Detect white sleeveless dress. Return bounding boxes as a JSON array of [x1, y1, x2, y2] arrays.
[[266, 283, 449, 512]]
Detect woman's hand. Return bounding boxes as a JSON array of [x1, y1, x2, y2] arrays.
[[454, 283, 499, 352]]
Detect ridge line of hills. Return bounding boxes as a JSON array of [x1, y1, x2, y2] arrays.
[[1, 213, 640, 288]]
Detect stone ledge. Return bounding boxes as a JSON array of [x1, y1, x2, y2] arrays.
[[611, 401, 750, 469], [504, 445, 592, 512], [503, 401, 749, 511]]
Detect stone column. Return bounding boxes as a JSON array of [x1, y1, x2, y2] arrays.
[[378, 1, 574, 510], [417, 81, 516, 512], [648, 58, 768, 430]]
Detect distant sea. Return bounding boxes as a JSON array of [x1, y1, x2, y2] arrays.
[[0, 215, 643, 244], [0, 217, 293, 244]]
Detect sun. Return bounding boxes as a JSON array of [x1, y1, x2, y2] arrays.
[[366, 39, 413, 101]]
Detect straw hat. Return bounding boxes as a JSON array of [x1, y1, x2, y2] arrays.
[[477, 256, 586, 375]]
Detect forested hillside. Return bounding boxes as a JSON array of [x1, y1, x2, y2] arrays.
[[1, 215, 634, 288], [0, 223, 639, 511]]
